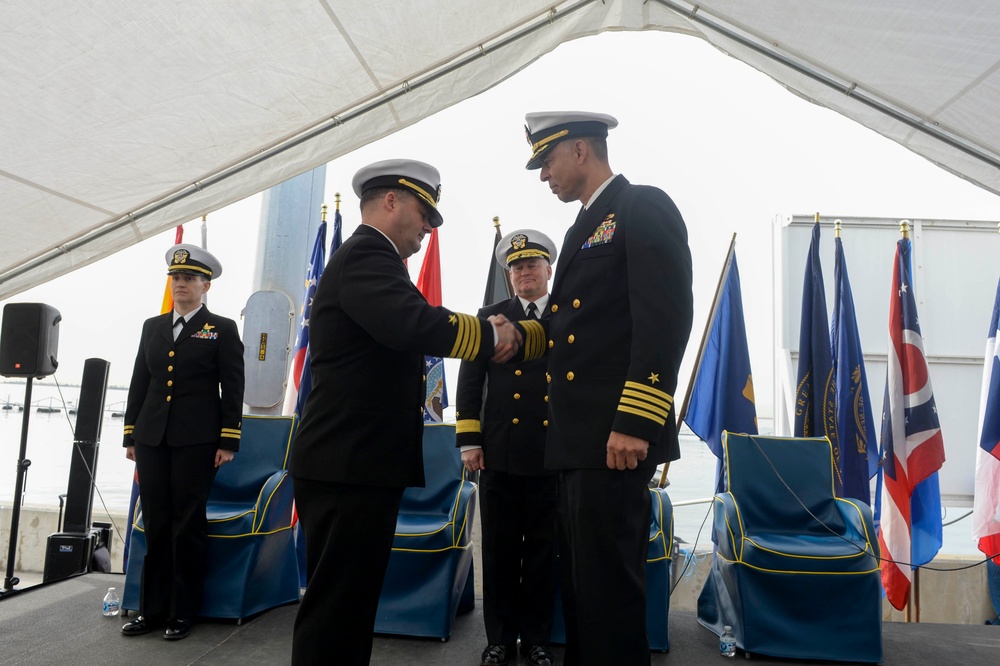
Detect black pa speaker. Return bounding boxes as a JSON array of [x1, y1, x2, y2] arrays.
[[63, 358, 110, 534], [0, 303, 61, 378]]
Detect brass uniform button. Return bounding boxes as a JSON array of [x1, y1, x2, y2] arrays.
[[551, 304, 559, 313], [573, 299, 581, 308], [167, 365, 174, 372], [567, 371, 575, 381], [512, 418, 519, 425], [546, 373, 551, 384], [167, 380, 173, 387], [548, 340, 554, 348], [544, 395, 549, 402], [168, 351, 175, 358], [543, 420, 549, 427], [166, 396, 172, 402], [515, 369, 522, 376], [513, 393, 521, 400], [568, 334, 575, 344]]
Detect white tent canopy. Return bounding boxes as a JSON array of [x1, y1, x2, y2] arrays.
[[3, 0, 999, 298]]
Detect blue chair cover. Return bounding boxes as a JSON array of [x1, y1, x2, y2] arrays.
[[123, 415, 300, 621], [374, 423, 477, 639], [550, 486, 673, 651], [697, 433, 882, 663]]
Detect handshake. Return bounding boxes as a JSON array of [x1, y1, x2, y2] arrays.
[[488, 314, 524, 363]]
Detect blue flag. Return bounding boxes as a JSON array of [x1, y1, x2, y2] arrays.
[[684, 249, 757, 493], [284, 208, 343, 417], [794, 221, 841, 491], [831, 235, 877, 504]]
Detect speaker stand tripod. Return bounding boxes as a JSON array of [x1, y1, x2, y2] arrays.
[[2, 377, 34, 597]]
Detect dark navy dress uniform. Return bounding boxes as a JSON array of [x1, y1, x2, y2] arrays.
[[123, 246, 244, 630], [289, 159, 502, 666], [456, 293, 557, 655], [520, 113, 694, 666]]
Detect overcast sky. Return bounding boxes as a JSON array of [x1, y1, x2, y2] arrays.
[[6, 31, 1000, 419]]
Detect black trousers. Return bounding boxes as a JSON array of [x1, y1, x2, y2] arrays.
[[479, 469, 558, 647], [558, 467, 651, 666], [134, 441, 219, 621], [291, 477, 404, 666]]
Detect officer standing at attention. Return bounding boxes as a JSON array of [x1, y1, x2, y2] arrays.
[[457, 229, 559, 666], [289, 159, 522, 665], [121, 244, 245, 641], [517, 112, 694, 665]]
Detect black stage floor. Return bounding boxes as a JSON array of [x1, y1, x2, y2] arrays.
[[1, 573, 998, 665]]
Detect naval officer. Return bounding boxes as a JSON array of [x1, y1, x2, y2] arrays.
[[456, 229, 559, 666], [121, 244, 245, 641], [518, 112, 694, 664], [289, 159, 522, 665]]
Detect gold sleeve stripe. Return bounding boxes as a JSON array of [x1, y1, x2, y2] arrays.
[[621, 387, 672, 411], [221, 428, 242, 435], [456, 419, 482, 434], [623, 381, 673, 404], [619, 396, 670, 419], [221, 431, 242, 439], [617, 404, 667, 426], [123, 425, 134, 434], [520, 320, 546, 360], [449, 313, 482, 361]]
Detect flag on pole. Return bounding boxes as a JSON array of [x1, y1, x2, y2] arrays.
[[973, 276, 1000, 564], [683, 245, 757, 493], [283, 208, 341, 416], [832, 232, 878, 504], [483, 220, 515, 306], [793, 221, 842, 489], [125, 224, 183, 571], [878, 236, 946, 610], [417, 228, 447, 422]]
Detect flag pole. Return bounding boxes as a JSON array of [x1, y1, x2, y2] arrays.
[[899, 217, 917, 623], [659, 232, 738, 488]]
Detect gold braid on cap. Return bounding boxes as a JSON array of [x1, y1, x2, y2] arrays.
[[506, 249, 551, 264], [529, 129, 569, 161], [398, 178, 440, 208]]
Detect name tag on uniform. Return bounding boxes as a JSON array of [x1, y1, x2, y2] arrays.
[[581, 213, 617, 249]]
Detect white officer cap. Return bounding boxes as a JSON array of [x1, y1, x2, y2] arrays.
[[352, 158, 444, 228], [165, 244, 223, 280], [495, 229, 558, 268], [523, 111, 619, 169]]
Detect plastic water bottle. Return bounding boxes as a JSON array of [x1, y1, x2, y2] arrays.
[[719, 625, 736, 658], [102, 587, 121, 617]]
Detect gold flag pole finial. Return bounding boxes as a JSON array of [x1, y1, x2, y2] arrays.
[[900, 219, 911, 239], [321, 203, 328, 222], [335, 192, 341, 212], [493, 215, 501, 230], [834, 219, 842, 238], [814, 212, 820, 224]]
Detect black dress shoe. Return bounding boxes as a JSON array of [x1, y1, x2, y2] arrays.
[[121, 615, 160, 636], [521, 644, 555, 666], [163, 618, 191, 641], [480, 643, 515, 665]]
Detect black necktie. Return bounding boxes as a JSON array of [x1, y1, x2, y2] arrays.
[[526, 302, 538, 320], [174, 317, 186, 341]]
